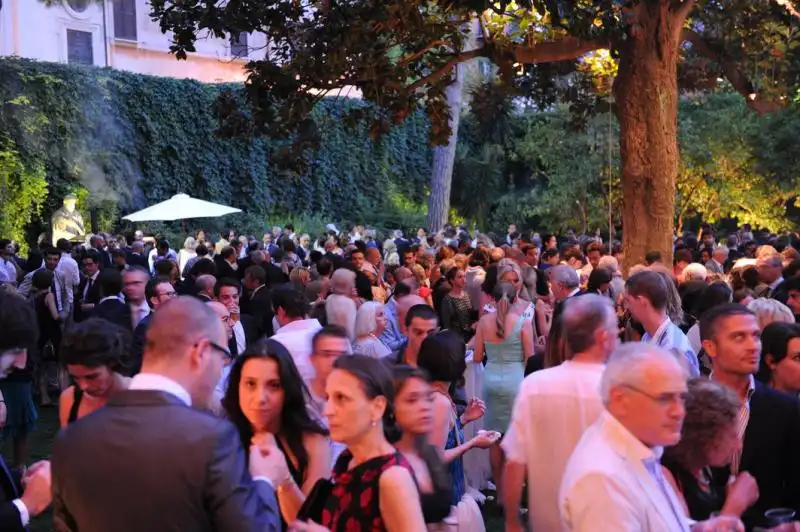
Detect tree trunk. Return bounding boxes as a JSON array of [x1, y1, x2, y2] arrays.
[[426, 64, 463, 232], [614, 4, 683, 272]]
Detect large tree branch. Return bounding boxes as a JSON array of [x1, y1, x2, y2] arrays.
[[672, 0, 697, 21], [681, 29, 783, 114], [513, 37, 608, 64]]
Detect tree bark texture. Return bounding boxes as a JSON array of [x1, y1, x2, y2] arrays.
[[613, 2, 683, 272], [427, 63, 464, 233]]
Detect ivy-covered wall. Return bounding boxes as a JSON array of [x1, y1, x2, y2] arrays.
[[0, 58, 432, 248]]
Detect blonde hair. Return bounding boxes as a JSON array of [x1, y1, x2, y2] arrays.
[[497, 259, 523, 287], [747, 298, 795, 329], [289, 267, 310, 286], [493, 282, 517, 339]]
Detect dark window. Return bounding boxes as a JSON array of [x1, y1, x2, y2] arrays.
[[231, 33, 248, 58], [113, 0, 137, 41], [67, 29, 93, 65]]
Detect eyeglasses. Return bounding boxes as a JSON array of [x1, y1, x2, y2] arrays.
[[196, 340, 234, 363], [157, 290, 177, 298], [621, 384, 688, 408]]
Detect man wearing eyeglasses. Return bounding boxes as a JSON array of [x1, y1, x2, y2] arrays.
[[52, 296, 284, 532], [0, 291, 53, 532], [208, 301, 237, 413], [559, 343, 743, 532], [129, 276, 176, 376]]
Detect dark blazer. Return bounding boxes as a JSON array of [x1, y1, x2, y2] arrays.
[[74, 275, 102, 322], [237, 257, 255, 280], [241, 285, 274, 338], [52, 390, 281, 532], [91, 299, 133, 332], [214, 258, 237, 280], [711, 381, 800, 529], [263, 263, 289, 289], [239, 314, 260, 345], [128, 313, 152, 376], [93, 247, 113, 269], [126, 252, 149, 270], [0, 457, 24, 532]]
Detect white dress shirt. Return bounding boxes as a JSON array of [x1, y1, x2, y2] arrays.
[[232, 321, 247, 354], [129, 373, 192, 406], [502, 361, 605, 532], [0, 258, 16, 284], [559, 411, 690, 532], [271, 318, 323, 385]]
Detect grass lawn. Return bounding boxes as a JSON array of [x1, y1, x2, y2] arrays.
[[5, 406, 508, 531]]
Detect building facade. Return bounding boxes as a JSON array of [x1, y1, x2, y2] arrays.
[[0, 0, 265, 82]]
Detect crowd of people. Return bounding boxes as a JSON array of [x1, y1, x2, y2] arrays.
[[0, 221, 800, 531]]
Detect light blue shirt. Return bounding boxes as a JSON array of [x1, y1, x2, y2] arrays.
[[642, 318, 699, 377], [379, 299, 406, 356]]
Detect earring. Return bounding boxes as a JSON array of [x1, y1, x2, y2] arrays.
[[371, 420, 377, 427]]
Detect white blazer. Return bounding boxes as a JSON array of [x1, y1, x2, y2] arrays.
[[559, 411, 690, 532]]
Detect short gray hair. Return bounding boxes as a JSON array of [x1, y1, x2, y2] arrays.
[[682, 263, 708, 282], [561, 294, 615, 355], [597, 255, 619, 274], [549, 264, 579, 289], [354, 301, 384, 337], [599, 343, 685, 407]]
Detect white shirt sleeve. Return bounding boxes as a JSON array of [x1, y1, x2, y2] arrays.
[[561, 473, 641, 532], [12, 498, 30, 526], [501, 387, 531, 464]]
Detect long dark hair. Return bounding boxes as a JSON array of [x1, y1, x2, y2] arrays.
[[223, 339, 328, 470], [391, 365, 452, 512]]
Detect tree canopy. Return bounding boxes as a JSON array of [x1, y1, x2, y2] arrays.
[[148, 0, 800, 269], [149, 0, 800, 145]]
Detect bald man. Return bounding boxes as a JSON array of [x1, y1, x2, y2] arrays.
[[52, 297, 284, 532]]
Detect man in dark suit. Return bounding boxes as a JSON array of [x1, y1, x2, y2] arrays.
[[703, 304, 800, 530], [258, 251, 289, 289], [0, 291, 54, 530], [74, 250, 102, 323], [215, 278, 259, 356], [214, 247, 238, 280], [242, 265, 274, 338], [91, 268, 132, 332], [129, 276, 176, 376], [89, 234, 113, 269], [52, 297, 285, 531], [525, 264, 581, 376], [126, 240, 149, 270]]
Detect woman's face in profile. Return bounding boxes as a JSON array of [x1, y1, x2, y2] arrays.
[[394, 377, 433, 436], [67, 364, 115, 398]]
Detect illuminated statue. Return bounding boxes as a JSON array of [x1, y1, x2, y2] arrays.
[[51, 194, 86, 245]]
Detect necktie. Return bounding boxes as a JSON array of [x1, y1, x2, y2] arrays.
[[84, 277, 93, 300], [643, 457, 689, 531], [228, 334, 238, 357]]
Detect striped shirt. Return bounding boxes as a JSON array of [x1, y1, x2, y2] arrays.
[[731, 375, 756, 475], [642, 318, 700, 377]]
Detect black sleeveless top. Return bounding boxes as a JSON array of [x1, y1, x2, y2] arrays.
[[275, 437, 307, 531], [68, 387, 84, 424], [662, 457, 725, 521]]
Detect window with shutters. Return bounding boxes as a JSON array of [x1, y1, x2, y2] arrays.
[[231, 33, 248, 58], [67, 29, 94, 65], [114, 0, 138, 41]]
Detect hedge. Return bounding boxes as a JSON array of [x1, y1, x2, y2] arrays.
[[0, 57, 432, 248]]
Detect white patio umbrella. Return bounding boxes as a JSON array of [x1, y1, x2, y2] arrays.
[[122, 193, 241, 222]]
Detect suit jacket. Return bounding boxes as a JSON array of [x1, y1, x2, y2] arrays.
[[237, 257, 255, 280], [0, 457, 24, 532], [126, 251, 149, 270], [74, 275, 102, 322], [128, 313, 152, 376], [560, 411, 689, 531], [93, 248, 113, 269], [52, 390, 281, 532], [91, 299, 133, 332], [241, 285, 274, 338], [214, 258, 237, 280], [239, 314, 259, 345], [263, 263, 289, 289], [711, 382, 800, 529], [705, 259, 724, 275]]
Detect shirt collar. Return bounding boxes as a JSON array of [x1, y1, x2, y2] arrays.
[[129, 373, 192, 406], [600, 410, 662, 463], [708, 374, 756, 402], [98, 295, 121, 304], [769, 277, 784, 290], [130, 300, 150, 314], [568, 287, 581, 298]]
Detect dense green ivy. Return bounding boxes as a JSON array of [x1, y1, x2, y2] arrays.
[[0, 58, 431, 245]]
